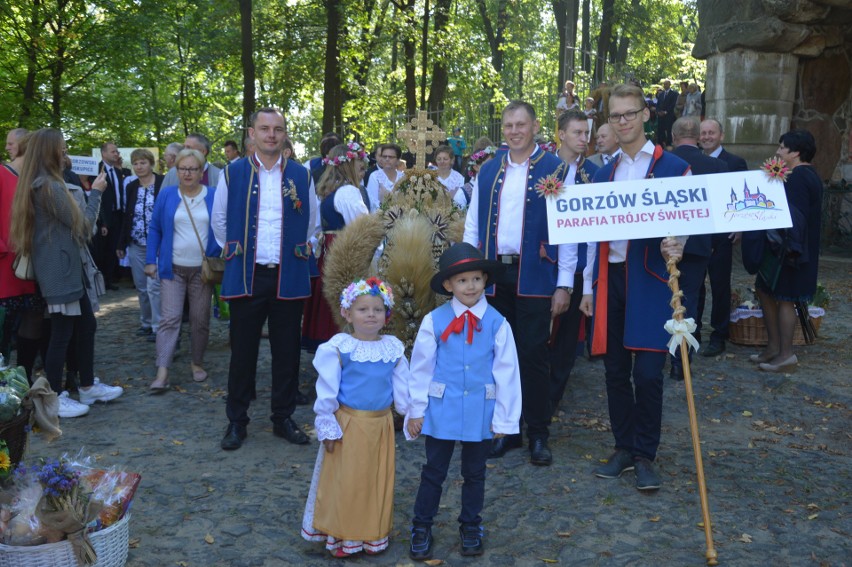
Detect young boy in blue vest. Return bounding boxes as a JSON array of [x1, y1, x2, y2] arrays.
[[406, 243, 522, 560]]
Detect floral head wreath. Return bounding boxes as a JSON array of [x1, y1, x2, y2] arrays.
[[467, 146, 497, 177], [322, 142, 369, 167], [538, 140, 558, 154], [340, 277, 395, 317]]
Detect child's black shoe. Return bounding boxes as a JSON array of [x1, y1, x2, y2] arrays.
[[459, 524, 484, 556], [409, 525, 434, 560]]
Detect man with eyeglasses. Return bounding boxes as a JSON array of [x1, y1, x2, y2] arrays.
[[579, 83, 690, 491], [212, 107, 318, 451]]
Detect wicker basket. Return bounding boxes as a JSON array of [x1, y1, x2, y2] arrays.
[[729, 308, 824, 346], [0, 513, 130, 567], [0, 409, 30, 467]]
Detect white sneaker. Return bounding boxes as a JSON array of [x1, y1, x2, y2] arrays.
[[79, 381, 124, 405], [58, 391, 90, 418]]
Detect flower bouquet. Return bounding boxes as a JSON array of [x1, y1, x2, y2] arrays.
[[0, 359, 31, 469], [0, 454, 139, 567]]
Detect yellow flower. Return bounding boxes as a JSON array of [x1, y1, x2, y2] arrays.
[[0, 450, 11, 472]]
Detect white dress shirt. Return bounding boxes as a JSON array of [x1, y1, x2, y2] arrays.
[[582, 140, 689, 293], [708, 146, 723, 158], [436, 169, 468, 209], [365, 168, 403, 213], [211, 153, 318, 265], [463, 152, 574, 287]]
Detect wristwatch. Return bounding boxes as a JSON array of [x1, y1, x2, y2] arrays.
[[556, 286, 573, 294]]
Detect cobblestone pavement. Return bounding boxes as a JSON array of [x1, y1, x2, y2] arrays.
[[25, 257, 851, 566]]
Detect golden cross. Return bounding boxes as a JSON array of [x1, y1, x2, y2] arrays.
[[397, 110, 445, 169]]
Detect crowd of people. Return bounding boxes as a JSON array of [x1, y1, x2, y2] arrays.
[[0, 84, 823, 559]]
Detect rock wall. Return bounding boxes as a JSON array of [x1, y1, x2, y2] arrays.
[[696, 0, 852, 181]]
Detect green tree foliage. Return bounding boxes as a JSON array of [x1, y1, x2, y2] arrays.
[[0, 0, 701, 161]]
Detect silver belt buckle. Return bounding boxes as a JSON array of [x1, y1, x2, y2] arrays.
[[501, 255, 513, 264], [264, 263, 278, 269]]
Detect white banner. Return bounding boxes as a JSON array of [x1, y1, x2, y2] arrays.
[[69, 155, 100, 176], [546, 170, 793, 244]]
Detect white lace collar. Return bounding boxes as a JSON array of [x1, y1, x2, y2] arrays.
[[328, 333, 405, 363]]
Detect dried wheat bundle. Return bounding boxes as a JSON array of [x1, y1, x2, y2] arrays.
[[322, 213, 385, 328]]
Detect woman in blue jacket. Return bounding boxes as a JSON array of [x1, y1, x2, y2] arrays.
[[145, 149, 221, 391]]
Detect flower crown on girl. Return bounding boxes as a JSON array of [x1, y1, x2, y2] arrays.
[[467, 146, 497, 177], [340, 277, 395, 317], [322, 142, 369, 167]]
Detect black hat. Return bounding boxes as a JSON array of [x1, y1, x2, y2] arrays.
[[430, 243, 505, 296]]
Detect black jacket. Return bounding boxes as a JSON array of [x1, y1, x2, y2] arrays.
[[672, 144, 729, 257], [117, 174, 164, 250]]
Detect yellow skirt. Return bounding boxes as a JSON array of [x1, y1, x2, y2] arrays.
[[312, 406, 395, 542]]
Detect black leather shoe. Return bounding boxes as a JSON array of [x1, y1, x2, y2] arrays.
[[220, 423, 247, 450], [106, 283, 119, 291], [294, 390, 309, 405], [459, 524, 484, 556], [136, 327, 152, 336], [409, 525, 433, 560], [273, 417, 309, 445], [529, 438, 553, 466], [487, 434, 522, 459], [701, 342, 725, 357], [669, 363, 684, 381]]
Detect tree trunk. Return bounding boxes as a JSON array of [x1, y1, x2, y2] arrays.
[[50, 42, 65, 127], [474, 0, 510, 139], [239, 0, 256, 133], [552, 0, 579, 89], [593, 0, 615, 84], [20, 0, 42, 124], [426, 0, 451, 117], [403, 0, 417, 117], [581, 0, 591, 73], [352, 0, 390, 89], [518, 60, 524, 98], [322, 0, 343, 133], [420, 0, 429, 110], [146, 41, 162, 147]]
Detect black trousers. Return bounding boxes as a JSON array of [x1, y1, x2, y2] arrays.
[[487, 263, 552, 442], [94, 217, 121, 283], [412, 436, 491, 528], [602, 262, 666, 461], [698, 234, 733, 344], [46, 292, 96, 392], [549, 271, 584, 415], [225, 266, 304, 427]]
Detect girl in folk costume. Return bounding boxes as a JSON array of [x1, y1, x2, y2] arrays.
[[433, 145, 468, 208], [301, 277, 411, 558], [302, 143, 370, 349], [461, 146, 497, 206]]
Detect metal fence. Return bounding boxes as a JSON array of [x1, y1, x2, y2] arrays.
[[822, 180, 852, 248]]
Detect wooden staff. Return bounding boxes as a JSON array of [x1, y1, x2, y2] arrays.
[[665, 245, 719, 566]]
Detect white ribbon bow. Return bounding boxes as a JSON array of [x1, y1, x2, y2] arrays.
[[664, 318, 701, 356]]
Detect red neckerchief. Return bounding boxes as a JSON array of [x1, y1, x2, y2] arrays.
[[440, 310, 481, 345]]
